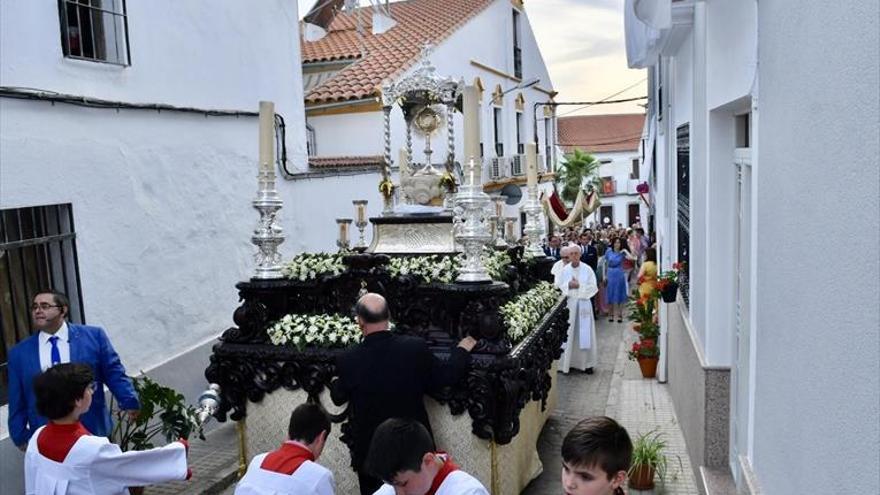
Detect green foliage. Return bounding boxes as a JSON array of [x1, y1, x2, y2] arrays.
[[555, 148, 601, 205], [629, 428, 669, 478], [111, 375, 204, 452]]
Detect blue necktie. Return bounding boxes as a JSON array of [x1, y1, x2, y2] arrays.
[[49, 336, 61, 367]]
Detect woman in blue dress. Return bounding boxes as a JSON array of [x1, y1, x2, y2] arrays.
[[604, 237, 636, 322]]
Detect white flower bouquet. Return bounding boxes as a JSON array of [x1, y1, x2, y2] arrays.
[[266, 313, 362, 350], [499, 281, 562, 343], [388, 255, 461, 284], [281, 253, 345, 281]]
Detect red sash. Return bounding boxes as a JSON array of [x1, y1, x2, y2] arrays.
[[260, 442, 315, 475], [427, 453, 459, 495], [37, 422, 91, 462]]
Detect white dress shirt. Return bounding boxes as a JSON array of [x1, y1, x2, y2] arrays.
[[38, 321, 70, 371]]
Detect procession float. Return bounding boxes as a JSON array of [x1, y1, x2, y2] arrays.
[[203, 57, 568, 494]]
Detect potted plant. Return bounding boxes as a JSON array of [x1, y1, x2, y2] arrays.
[[628, 428, 669, 490], [628, 338, 660, 378], [656, 261, 686, 303], [111, 375, 205, 495]]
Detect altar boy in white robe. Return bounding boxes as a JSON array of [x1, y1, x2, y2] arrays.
[[235, 402, 335, 495], [366, 418, 488, 495], [555, 245, 599, 374], [25, 363, 190, 495]]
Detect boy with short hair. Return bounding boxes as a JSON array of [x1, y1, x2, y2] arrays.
[[561, 416, 633, 495], [365, 418, 488, 495], [24, 363, 190, 494], [235, 402, 335, 494]]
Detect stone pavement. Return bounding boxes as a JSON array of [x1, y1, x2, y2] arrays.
[[523, 317, 698, 494], [154, 318, 698, 495], [144, 421, 239, 495]]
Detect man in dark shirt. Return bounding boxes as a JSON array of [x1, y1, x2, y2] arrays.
[[331, 293, 477, 495], [579, 232, 599, 272]]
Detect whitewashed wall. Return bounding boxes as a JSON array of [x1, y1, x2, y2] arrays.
[[752, 1, 879, 493]]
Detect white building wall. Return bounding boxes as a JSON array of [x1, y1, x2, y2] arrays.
[[0, 0, 305, 412], [751, 1, 880, 493]]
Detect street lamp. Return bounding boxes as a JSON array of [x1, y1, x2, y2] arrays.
[[500, 77, 541, 98]]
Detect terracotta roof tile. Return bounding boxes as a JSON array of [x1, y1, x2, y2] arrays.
[[302, 0, 494, 104], [309, 155, 385, 169], [557, 114, 646, 154]]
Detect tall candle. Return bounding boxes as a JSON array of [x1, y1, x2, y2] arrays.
[[259, 101, 275, 174], [495, 197, 503, 217], [462, 86, 481, 183], [526, 142, 538, 188], [398, 148, 409, 175], [468, 158, 475, 186]]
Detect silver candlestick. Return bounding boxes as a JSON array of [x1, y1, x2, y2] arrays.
[[252, 168, 285, 279], [522, 182, 546, 258], [453, 159, 493, 283], [353, 200, 369, 249], [336, 218, 352, 252], [504, 217, 517, 244], [492, 196, 508, 248]]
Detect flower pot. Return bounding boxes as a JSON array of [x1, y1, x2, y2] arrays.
[[660, 282, 678, 303], [637, 356, 658, 378], [629, 464, 656, 490]]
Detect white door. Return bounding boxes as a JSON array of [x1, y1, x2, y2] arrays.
[[730, 147, 753, 483]]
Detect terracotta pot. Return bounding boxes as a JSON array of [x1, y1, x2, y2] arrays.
[[128, 487, 145, 495], [637, 356, 659, 378], [660, 282, 678, 303], [629, 464, 656, 490]]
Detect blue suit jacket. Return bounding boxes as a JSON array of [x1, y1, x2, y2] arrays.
[[6, 323, 139, 446]]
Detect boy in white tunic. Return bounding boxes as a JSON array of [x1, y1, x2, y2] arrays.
[[235, 402, 335, 495], [366, 418, 488, 495], [24, 363, 190, 495], [555, 245, 599, 374]]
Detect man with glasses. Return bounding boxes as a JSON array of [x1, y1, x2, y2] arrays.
[[7, 289, 139, 451]]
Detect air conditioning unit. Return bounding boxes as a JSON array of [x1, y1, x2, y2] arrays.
[[510, 155, 524, 176], [489, 157, 504, 180]]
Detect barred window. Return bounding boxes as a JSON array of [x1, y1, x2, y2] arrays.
[[58, 0, 131, 66], [0, 204, 85, 405], [676, 123, 690, 307]]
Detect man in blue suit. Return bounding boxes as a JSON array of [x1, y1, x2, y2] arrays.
[[7, 289, 139, 450]]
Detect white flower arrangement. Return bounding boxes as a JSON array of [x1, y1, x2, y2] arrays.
[[499, 281, 562, 343], [281, 253, 345, 281], [267, 313, 362, 350], [481, 249, 512, 281], [388, 255, 461, 284]]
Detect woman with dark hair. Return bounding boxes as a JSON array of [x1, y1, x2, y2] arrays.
[[603, 237, 636, 322], [637, 248, 658, 298]]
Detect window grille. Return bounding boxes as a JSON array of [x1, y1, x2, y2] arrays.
[[0, 204, 85, 405], [512, 10, 522, 78], [676, 124, 690, 307], [58, 0, 131, 66]]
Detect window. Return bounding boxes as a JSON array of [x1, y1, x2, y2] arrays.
[[512, 9, 522, 79], [493, 107, 504, 157], [736, 113, 750, 148], [306, 123, 317, 157], [1, 204, 85, 405], [516, 112, 524, 154], [58, 0, 131, 66], [631, 159, 640, 179], [676, 123, 690, 307], [600, 176, 616, 195]]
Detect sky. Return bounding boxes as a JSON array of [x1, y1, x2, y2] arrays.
[[296, 0, 646, 117]]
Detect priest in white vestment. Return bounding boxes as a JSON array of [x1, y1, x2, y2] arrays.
[[555, 245, 599, 374]]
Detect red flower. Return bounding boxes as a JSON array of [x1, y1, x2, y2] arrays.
[[641, 339, 655, 348], [672, 262, 681, 270]]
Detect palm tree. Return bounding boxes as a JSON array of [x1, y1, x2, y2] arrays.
[[556, 148, 601, 206]]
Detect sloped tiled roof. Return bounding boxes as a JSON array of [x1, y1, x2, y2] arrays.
[[309, 155, 385, 169], [557, 114, 646, 153], [301, 0, 494, 104]]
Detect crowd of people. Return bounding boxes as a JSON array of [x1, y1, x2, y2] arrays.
[[545, 223, 655, 375], [11, 290, 637, 495]]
